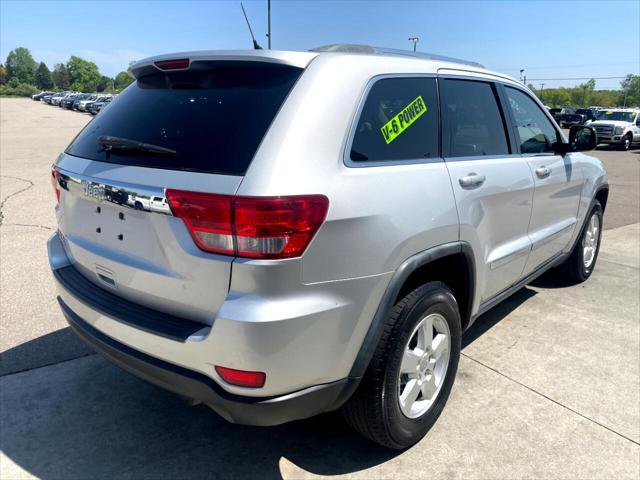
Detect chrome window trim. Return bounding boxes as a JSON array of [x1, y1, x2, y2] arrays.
[[342, 72, 562, 169], [443, 153, 525, 163], [342, 73, 442, 169], [55, 166, 173, 216]]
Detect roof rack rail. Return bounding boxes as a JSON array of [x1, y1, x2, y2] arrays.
[[309, 44, 484, 68]]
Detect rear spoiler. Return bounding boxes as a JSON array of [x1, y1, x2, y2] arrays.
[[129, 50, 318, 79]]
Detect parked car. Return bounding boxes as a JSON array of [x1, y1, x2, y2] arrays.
[[77, 94, 100, 112], [589, 109, 640, 150], [72, 93, 94, 110], [49, 46, 608, 449], [58, 93, 75, 107], [51, 93, 71, 106], [32, 91, 54, 101], [561, 108, 598, 127], [549, 107, 562, 120], [560, 108, 596, 128], [61, 94, 81, 109], [46, 92, 67, 105], [575, 108, 598, 123], [553, 107, 575, 122], [88, 96, 113, 115]]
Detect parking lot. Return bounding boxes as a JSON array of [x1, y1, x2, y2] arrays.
[[1, 97, 639, 479]]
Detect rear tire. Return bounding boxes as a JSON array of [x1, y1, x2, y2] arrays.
[[560, 200, 603, 284], [342, 282, 461, 449]]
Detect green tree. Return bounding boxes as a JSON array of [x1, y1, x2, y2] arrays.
[[96, 75, 112, 92], [114, 71, 133, 91], [5, 47, 37, 85], [0, 64, 7, 86], [52, 63, 70, 90], [34, 62, 53, 90], [620, 74, 640, 107], [66, 56, 101, 92]]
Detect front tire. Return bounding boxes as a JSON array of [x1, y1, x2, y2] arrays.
[[342, 282, 461, 449], [620, 133, 632, 151], [560, 200, 603, 284]]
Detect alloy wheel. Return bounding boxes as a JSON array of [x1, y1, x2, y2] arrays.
[[398, 313, 451, 419], [582, 213, 600, 269]]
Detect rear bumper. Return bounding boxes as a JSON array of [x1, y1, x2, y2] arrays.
[[47, 230, 379, 424], [59, 297, 356, 425]]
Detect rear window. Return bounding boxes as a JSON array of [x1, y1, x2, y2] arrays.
[[66, 62, 302, 175], [350, 77, 439, 162]]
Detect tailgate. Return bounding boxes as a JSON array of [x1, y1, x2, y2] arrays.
[[55, 156, 241, 324]]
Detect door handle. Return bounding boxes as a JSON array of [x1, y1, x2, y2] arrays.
[[536, 166, 551, 179], [458, 173, 486, 188]]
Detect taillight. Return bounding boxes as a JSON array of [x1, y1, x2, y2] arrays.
[[215, 366, 266, 388], [154, 58, 190, 70], [234, 196, 329, 259], [164, 191, 233, 255], [165, 190, 329, 260], [51, 166, 60, 204]]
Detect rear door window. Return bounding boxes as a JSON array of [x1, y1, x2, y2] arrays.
[[350, 77, 439, 162], [66, 62, 302, 175], [440, 79, 510, 158]]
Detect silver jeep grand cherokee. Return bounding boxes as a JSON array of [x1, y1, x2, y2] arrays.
[[48, 45, 608, 449]]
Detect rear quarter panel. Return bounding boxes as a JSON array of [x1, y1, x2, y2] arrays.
[[237, 54, 460, 282]]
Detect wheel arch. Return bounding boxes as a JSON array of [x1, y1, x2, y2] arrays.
[[348, 241, 476, 380], [595, 185, 609, 213]]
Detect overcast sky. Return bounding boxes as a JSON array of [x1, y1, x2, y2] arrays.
[[1, 0, 638, 89]]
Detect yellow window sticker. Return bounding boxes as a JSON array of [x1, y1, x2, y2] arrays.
[[380, 96, 427, 144]]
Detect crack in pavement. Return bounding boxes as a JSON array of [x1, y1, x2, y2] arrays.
[[0, 175, 35, 226], [3, 222, 54, 231], [461, 352, 640, 447]]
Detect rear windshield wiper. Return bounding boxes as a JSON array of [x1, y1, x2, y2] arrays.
[[97, 135, 177, 156]]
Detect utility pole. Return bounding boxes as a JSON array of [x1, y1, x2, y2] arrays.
[[539, 83, 545, 103], [408, 37, 419, 52], [623, 79, 630, 107], [519, 69, 525, 84], [267, 0, 271, 49]]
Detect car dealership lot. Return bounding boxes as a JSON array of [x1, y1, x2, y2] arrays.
[[1, 98, 639, 478]]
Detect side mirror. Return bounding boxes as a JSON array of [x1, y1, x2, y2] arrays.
[[569, 125, 597, 151], [553, 125, 597, 154]]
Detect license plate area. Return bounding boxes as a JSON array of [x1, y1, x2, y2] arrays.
[[68, 198, 160, 262]]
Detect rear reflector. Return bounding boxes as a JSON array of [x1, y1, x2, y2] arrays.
[[215, 366, 266, 388], [154, 58, 190, 70], [51, 165, 60, 204], [165, 190, 328, 259]]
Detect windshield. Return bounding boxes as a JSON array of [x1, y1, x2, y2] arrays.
[[66, 62, 302, 175], [597, 111, 637, 122]]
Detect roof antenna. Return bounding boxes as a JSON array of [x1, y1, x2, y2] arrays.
[[240, 2, 262, 50]]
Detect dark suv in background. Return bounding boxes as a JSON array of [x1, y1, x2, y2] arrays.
[[562, 108, 597, 128]]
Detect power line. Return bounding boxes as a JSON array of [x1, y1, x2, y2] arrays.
[[527, 76, 630, 81], [496, 61, 640, 70]]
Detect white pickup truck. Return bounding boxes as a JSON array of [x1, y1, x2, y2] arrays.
[[588, 109, 640, 150]]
